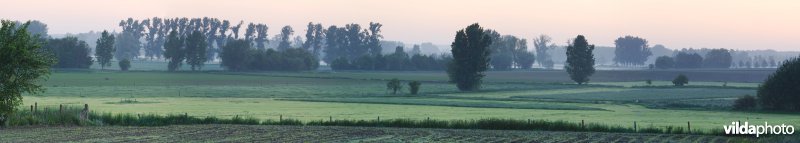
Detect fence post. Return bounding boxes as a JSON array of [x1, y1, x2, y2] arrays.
[[634, 121, 637, 132], [581, 120, 585, 129], [329, 116, 332, 122], [377, 116, 380, 122], [59, 104, 63, 114], [687, 121, 691, 134], [34, 102, 37, 113], [279, 115, 282, 121], [30, 105, 33, 114]]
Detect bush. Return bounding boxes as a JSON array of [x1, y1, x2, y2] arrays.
[[386, 78, 402, 94], [408, 81, 421, 95], [672, 74, 688, 86], [733, 95, 757, 110], [758, 57, 800, 111], [118, 59, 131, 71]]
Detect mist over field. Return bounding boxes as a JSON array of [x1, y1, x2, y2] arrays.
[[1, 0, 800, 142]]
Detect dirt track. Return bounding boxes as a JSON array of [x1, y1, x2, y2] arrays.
[[0, 124, 746, 142]]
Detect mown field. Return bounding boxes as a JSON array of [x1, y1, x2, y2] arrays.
[[19, 69, 800, 134], [0, 124, 756, 142]]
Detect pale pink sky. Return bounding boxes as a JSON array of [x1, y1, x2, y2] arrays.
[[2, 0, 798, 51]]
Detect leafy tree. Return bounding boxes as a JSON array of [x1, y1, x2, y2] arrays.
[[119, 59, 131, 71], [613, 36, 651, 66], [448, 23, 492, 91], [485, 30, 512, 70], [534, 35, 554, 69], [220, 39, 253, 71], [758, 58, 800, 111], [366, 22, 383, 56], [46, 37, 93, 68], [254, 24, 269, 50], [185, 30, 208, 71], [515, 51, 536, 69], [163, 30, 185, 71], [703, 48, 732, 68], [0, 21, 55, 125], [654, 56, 675, 69], [278, 26, 294, 51], [13, 20, 48, 39], [385, 46, 410, 70], [672, 74, 689, 86], [330, 57, 352, 70], [116, 18, 144, 61], [95, 30, 115, 70], [302, 23, 324, 57], [565, 35, 596, 85], [674, 52, 703, 68], [733, 95, 757, 110], [409, 81, 421, 95], [387, 78, 402, 94], [142, 18, 164, 60]]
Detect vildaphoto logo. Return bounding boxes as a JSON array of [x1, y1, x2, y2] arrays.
[[724, 122, 795, 137]]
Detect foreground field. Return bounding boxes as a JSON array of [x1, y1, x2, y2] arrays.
[[19, 70, 798, 133], [0, 125, 750, 142]]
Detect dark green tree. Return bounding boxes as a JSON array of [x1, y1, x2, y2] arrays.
[[703, 48, 732, 68], [565, 35, 596, 85], [448, 23, 492, 91], [185, 30, 208, 71], [674, 52, 703, 68], [366, 22, 383, 56], [613, 36, 651, 66], [408, 81, 421, 95], [0, 21, 55, 125], [46, 37, 93, 68], [672, 74, 689, 86], [119, 59, 131, 71], [95, 30, 115, 70], [534, 35, 554, 69], [654, 56, 675, 69], [163, 30, 185, 71], [758, 58, 800, 111], [220, 39, 253, 71], [116, 18, 144, 61], [278, 26, 294, 51], [387, 78, 402, 94]]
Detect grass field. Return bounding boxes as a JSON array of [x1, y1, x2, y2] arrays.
[[0, 124, 758, 142], [15, 70, 800, 134]]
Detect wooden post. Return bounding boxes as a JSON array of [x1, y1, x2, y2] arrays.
[[687, 121, 691, 134], [34, 102, 37, 113], [59, 104, 63, 114], [84, 104, 89, 112], [329, 116, 332, 122], [634, 121, 637, 132], [377, 116, 380, 122], [581, 120, 585, 129], [279, 115, 283, 121], [30, 105, 33, 113]]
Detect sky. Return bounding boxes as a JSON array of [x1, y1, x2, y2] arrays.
[[2, 0, 799, 51]]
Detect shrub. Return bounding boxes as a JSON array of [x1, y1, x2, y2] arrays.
[[672, 74, 688, 86], [408, 81, 421, 95], [733, 95, 757, 110], [758, 58, 800, 111], [386, 78, 402, 94], [119, 59, 131, 71]]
